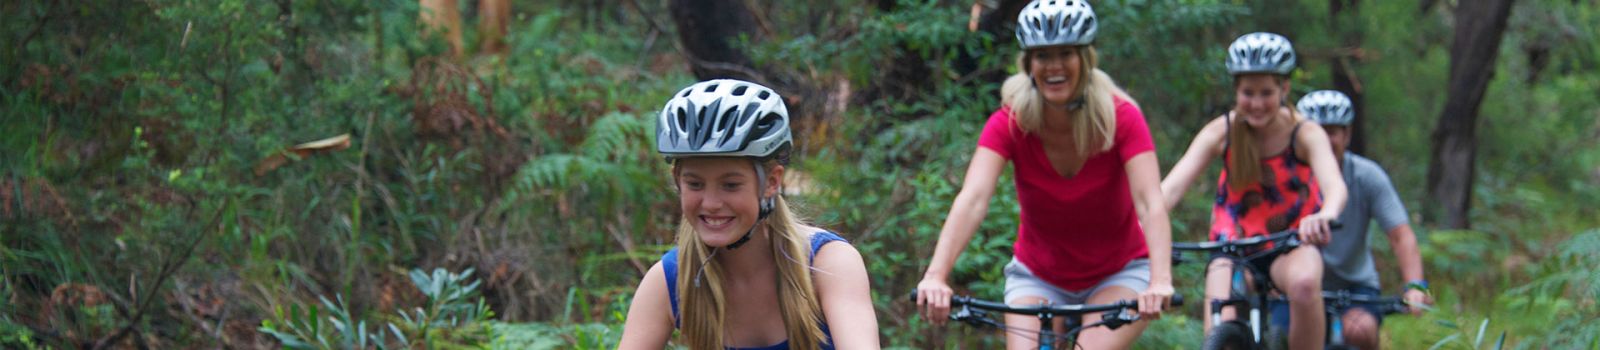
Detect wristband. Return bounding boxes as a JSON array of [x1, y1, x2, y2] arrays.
[[1405, 280, 1430, 293]]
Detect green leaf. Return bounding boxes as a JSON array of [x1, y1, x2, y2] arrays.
[[1429, 334, 1463, 350], [1474, 319, 1489, 347]]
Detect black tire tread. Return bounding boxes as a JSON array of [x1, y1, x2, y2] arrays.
[[1201, 321, 1257, 350]]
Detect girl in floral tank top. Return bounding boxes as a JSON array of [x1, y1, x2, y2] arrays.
[[1160, 33, 1348, 350], [1212, 113, 1324, 245]]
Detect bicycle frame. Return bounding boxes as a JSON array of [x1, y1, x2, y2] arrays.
[[1173, 226, 1329, 347]]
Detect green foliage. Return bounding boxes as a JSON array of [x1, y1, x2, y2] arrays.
[[3, 0, 1598, 348], [259, 295, 385, 350], [1427, 318, 1508, 350], [1504, 229, 1600, 348], [259, 268, 495, 349], [0, 277, 40, 350]]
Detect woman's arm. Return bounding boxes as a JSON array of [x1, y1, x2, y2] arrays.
[[1299, 123, 1347, 216], [916, 147, 1006, 324], [617, 262, 673, 350], [1160, 117, 1227, 211], [1124, 151, 1175, 317], [1295, 122, 1347, 244], [813, 241, 882, 349]]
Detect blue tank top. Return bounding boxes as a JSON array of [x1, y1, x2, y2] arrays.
[[661, 231, 845, 350]]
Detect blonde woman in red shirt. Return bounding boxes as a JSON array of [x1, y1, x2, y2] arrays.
[[914, 1, 1175, 349]]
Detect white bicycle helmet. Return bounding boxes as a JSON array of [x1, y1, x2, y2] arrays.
[[657, 79, 792, 250], [1298, 90, 1355, 126], [1226, 32, 1296, 75], [657, 79, 792, 162], [1016, 0, 1097, 49]]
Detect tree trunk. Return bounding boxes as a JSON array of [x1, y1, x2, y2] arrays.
[[668, 0, 827, 148], [953, 0, 1031, 83], [1425, 0, 1515, 229], [419, 0, 464, 58], [1329, 0, 1366, 154], [478, 0, 511, 55], [668, 0, 763, 81], [973, 0, 1030, 43]]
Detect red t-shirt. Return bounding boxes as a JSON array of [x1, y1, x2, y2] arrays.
[[977, 97, 1154, 291]]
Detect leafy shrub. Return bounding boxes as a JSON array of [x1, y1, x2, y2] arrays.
[[259, 268, 495, 349]]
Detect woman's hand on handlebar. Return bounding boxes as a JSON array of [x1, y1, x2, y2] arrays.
[[915, 278, 955, 326], [1297, 212, 1337, 246], [1138, 282, 1175, 320]]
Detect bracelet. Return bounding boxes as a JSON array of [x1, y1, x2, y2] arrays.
[[1405, 280, 1430, 293]]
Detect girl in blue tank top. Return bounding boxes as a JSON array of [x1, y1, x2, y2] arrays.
[[616, 80, 880, 350]]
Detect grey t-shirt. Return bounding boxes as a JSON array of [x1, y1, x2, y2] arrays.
[[1322, 152, 1410, 291]]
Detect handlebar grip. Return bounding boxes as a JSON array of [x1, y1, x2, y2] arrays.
[[1170, 294, 1184, 307]]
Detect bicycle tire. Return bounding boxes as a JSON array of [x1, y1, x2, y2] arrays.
[[1264, 327, 1288, 350], [1202, 320, 1257, 350]]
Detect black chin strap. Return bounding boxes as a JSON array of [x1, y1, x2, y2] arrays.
[[723, 230, 754, 250]]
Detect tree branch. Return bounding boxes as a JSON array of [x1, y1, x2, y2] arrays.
[[93, 199, 230, 350]]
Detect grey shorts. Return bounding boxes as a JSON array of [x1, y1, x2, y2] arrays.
[[1003, 257, 1151, 305]]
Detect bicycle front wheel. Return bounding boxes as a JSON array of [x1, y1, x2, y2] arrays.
[[1201, 320, 1257, 350]]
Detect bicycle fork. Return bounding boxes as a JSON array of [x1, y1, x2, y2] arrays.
[[1210, 266, 1265, 343]]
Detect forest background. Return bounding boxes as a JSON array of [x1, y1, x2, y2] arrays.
[[2, 0, 1597, 348]]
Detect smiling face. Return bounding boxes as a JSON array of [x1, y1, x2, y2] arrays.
[[1028, 45, 1084, 105], [1234, 74, 1290, 128], [674, 157, 781, 246]]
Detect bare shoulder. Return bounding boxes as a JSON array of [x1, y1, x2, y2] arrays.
[[1202, 114, 1231, 134], [1296, 122, 1329, 141], [1190, 114, 1231, 151], [619, 260, 674, 348], [637, 260, 669, 296], [1295, 122, 1332, 157], [805, 228, 863, 269]]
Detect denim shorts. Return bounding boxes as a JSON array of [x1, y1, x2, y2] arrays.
[[1003, 257, 1151, 305]]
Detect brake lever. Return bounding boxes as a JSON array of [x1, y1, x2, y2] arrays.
[[1098, 312, 1141, 331], [949, 305, 992, 328]]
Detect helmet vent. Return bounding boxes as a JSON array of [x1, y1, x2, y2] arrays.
[[732, 85, 748, 96], [757, 91, 771, 100], [675, 107, 690, 133], [716, 108, 740, 147]]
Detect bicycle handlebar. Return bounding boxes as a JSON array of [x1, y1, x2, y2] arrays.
[[1316, 291, 1411, 315], [1264, 290, 1412, 316], [908, 290, 1184, 316], [1172, 222, 1344, 252]]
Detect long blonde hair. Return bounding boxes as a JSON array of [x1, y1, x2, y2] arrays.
[[1225, 75, 1304, 188], [1000, 45, 1136, 157], [674, 160, 826, 349]]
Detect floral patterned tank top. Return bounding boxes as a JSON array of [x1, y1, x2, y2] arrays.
[[1211, 115, 1324, 248]]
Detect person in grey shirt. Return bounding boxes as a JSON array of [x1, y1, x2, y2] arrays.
[[1296, 90, 1431, 349]]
